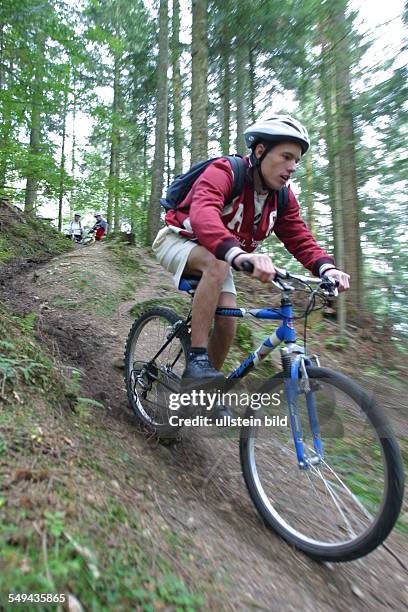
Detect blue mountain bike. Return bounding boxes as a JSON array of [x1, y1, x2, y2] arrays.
[[124, 266, 404, 562]]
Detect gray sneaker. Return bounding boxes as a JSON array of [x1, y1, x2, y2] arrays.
[[181, 353, 225, 391]]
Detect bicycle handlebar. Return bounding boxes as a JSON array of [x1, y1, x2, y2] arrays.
[[238, 260, 338, 295]]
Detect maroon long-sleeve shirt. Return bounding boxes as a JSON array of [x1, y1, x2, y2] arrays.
[[164, 156, 335, 276]]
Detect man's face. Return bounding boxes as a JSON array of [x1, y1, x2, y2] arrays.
[[75, 215, 80, 220], [255, 142, 302, 190]]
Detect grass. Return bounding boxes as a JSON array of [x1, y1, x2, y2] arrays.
[[0, 307, 75, 407], [0, 211, 72, 265], [59, 269, 133, 317], [129, 296, 191, 320], [0, 392, 209, 611], [0, 303, 213, 610], [107, 240, 142, 276]]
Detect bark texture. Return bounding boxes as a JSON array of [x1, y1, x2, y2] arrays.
[[147, 0, 169, 244], [172, 0, 183, 176], [190, 0, 208, 164]]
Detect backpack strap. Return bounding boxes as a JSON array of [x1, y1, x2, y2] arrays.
[[226, 156, 288, 216], [226, 155, 245, 201], [277, 186, 289, 218]]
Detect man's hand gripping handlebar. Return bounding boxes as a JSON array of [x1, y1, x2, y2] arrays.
[[237, 259, 339, 297]]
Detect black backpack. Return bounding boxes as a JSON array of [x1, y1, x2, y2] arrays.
[[160, 155, 289, 217]]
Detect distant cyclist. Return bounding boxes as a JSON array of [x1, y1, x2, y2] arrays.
[[92, 213, 108, 241], [69, 213, 83, 243]]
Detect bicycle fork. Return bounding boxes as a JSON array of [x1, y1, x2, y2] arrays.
[[281, 348, 324, 469]]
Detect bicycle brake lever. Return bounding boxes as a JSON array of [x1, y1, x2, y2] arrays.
[[272, 278, 295, 291], [320, 276, 339, 297]]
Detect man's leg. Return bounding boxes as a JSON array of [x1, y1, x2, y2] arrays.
[[181, 245, 232, 382], [184, 245, 231, 352], [208, 291, 237, 370]]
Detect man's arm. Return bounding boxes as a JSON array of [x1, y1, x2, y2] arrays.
[[273, 188, 335, 277], [274, 188, 350, 290], [188, 158, 246, 265]]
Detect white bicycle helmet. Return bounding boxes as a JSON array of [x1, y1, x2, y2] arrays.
[[244, 115, 310, 155]]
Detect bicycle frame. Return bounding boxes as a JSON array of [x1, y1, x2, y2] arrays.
[[213, 293, 323, 468], [144, 287, 323, 469]]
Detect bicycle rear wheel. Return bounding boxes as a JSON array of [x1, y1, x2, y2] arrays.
[[124, 307, 190, 437], [239, 366, 404, 562]]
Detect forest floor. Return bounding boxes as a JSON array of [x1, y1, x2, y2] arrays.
[[1, 234, 408, 611]]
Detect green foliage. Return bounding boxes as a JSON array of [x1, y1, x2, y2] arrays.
[[0, 401, 208, 610], [235, 322, 254, 353], [0, 305, 75, 408], [1, 0, 407, 338]]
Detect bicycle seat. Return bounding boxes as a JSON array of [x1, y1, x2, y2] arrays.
[[178, 275, 201, 292]]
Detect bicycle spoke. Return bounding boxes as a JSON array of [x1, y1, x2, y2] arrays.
[[241, 369, 397, 555], [125, 309, 189, 430]]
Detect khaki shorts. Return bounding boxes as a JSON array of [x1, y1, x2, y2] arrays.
[[152, 226, 236, 295]]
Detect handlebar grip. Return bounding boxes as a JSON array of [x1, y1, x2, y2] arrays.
[[238, 260, 284, 282], [321, 275, 340, 288], [240, 260, 254, 273]]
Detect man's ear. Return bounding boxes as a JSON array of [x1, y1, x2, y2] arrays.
[[254, 143, 266, 160]]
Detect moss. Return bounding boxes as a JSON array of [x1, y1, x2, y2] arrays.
[[0, 305, 76, 409], [107, 241, 142, 275], [0, 206, 72, 266]]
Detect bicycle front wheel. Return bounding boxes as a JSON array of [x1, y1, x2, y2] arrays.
[[239, 366, 404, 562], [124, 307, 190, 437]]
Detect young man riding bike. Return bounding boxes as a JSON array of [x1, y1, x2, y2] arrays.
[[153, 115, 350, 395]]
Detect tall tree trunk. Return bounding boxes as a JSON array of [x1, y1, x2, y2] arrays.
[[0, 117, 12, 192], [57, 87, 68, 232], [147, 0, 169, 244], [0, 27, 12, 191], [320, 37, 347, 335], [304, 151, 314, 234], [172, 0, 183, 175], [70, 77, 77, 217], [166, 116, 171, 186], [143, 113, 148, 209], [297, 78, 315, 235], [107, 51, 121, 231], [0, 23, 5, 91], [248, 47, 256, 123], [219, 46, 230, 155], [114, 133, 120, 231], [334, 4, 363, 316], [107, 142, 115, 230], [331, 71, 347, 334], [0, 84, 12, 191], [235, 38, 248, 155], [190, 0, 208, 164], [24, 35, 45, 214]]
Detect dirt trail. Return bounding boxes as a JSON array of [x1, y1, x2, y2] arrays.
[[2, 241, 408, 611]]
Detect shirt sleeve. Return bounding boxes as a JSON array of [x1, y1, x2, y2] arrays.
[[189, 158, 245, 262], [273, 187, 335, 276]]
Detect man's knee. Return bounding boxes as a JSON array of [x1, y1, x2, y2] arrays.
[[187, 247, 229, 285], [203, 258, 229, 283]]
